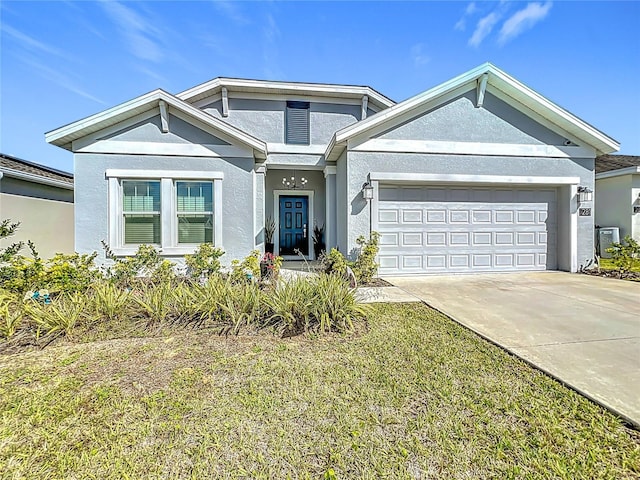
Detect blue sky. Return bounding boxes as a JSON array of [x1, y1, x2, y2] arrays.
[[1, 1, 639, 173]]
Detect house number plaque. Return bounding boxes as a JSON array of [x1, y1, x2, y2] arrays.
[[579, 208, 591, 217]]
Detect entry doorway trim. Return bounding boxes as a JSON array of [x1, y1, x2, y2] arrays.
[[273, 189, 315, 260]]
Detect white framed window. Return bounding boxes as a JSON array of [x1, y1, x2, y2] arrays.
[[106, 170, 223, 256]]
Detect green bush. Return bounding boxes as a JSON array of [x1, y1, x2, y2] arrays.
[[352, 232, 380, 284], [0, 241, 45, 293], [103, 243, 176, 285], [185, 243, 225, 279], [606, 235, 640, 274], [45, 252, 101, 293], [0, 219, 23, 263], [230, 250, 261, 283], [323, 248, 348, 276]]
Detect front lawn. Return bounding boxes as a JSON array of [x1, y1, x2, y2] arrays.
[[1, 303, 638, 479]]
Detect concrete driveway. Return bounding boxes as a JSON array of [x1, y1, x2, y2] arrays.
[[385, 272, 640, 427]]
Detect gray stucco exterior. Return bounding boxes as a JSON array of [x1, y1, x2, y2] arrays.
[[48, 65, 617, 273]]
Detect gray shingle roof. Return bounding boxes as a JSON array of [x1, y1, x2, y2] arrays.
[[595, 154, 640, 174], [0, 153, 73, 186]]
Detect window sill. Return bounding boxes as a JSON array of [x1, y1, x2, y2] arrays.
[[109, 246, 222, 257]]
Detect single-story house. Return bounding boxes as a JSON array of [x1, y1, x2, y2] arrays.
[[0, 153, 74, 258], [45, 63, 619, 275], [595, 154, 640, 242]]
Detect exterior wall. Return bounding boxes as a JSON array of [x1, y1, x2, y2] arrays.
[[377, 91, 567, 146], [0, 192, 74, 258], [595, 174, 633, 239], [0, 176, 73, 203], [102, 115, 230, 145], [74, 153, 255, 265], [346, 151, 595, 268], [203, 98, 361, 145]]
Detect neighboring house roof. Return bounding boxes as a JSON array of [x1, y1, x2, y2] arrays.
[[325, 62, 620, 161], [177, 77, 395, 111], [0, 153, 74, 190], [45, 89, 268, 159], [595, 154, 640, 179]]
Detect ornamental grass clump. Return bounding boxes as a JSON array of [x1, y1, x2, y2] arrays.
[[310, 274, 369, 333], [90, 282, 131, 322], [26, 292, 94, 338], [0, 290, 22, 339]]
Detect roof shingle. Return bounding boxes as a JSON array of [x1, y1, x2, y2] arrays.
[[0, 153, 73, 186], [595, 154, 640, 174]]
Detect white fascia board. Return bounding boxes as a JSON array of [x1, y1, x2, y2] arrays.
[[595, 166, 640, 180], [328, 62, 619, 157], [177, 77, 395, 109], [0, 167, 74, 190], [266, 143, 326, 155], [47, 89, 267, 158], [369, 172, 580, 185]]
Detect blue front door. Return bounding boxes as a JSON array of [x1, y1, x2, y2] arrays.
[[279, 196, 309, 256]]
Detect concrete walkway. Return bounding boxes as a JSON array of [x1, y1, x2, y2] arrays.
[[385, 272, 640, 427]]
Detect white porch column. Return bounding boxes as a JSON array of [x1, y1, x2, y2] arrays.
[[324, 165, 337, 250], [254, 164, 266, 251]]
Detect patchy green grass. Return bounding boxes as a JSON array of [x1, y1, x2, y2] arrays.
[[1, 303, 638, 479]]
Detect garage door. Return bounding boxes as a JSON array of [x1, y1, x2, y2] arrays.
[[377, 185, 557, 275]]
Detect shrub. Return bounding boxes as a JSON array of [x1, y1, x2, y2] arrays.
[[219, 281, 263, 334], [230, 250, 261, 283], [130, 282, 175, 325], [103, 243, 176, 285], [0, 289, 22, 338], [26, 292, 93, 338], [263, 276, 314, 335], [310, 274, 368, 333], [323, 248, 348, 276], [260, 252, 283, 280], [606, 235, 640, 274], [0, 241, 45, 293], [185, 243, 225, 279], [45, 252, 101, 293], [352, 231, 380, 284], [91, 282, 131, 322]]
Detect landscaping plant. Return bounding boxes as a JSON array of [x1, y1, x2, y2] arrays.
[[26, 291, 94, 338], [90, 281, 131, 322], [0, 289, 22, 338], [185, 243, 225, 279], [352, 231, 380, 284], [607, 235, 640, 274]]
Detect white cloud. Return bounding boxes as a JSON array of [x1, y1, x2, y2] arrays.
[[2, 24, 66, 58], [211, 0, 249, 25], [469, 12, 502, 47], [498, 1, 553, 45], [454, 2, 477, 31], [99, 0, 164, 62], [411, 43, 430, 67], [262, 13, 283, 79]]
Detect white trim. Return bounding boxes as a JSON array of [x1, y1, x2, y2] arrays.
[[352, 138, 595, 159], [323, 165, 337, 177], [107, 173, 224, 255], [76, 140, 254, 158], [595, 166, 640, 180], [71, 109, 159, 151], [570, 184, 578, 273], [476, 73, 488, 108], [177, 77, 395, 109], [266, 143, 326, 155], [106, 169, 224, 180], [370, 179, 379, 234], [46, 89, 267, 157], [221, 87, 229, 117], [324, 63, 618, 161], [273, 189, 315, 260], [0, 167, 74, 190], [369, 172, 580, 185], [158, 100, 169, 132], [361, 95, 369, 120]]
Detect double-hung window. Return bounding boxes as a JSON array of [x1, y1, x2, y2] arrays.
[[107, 170, 223, 255], [176, 181, 214, 244]]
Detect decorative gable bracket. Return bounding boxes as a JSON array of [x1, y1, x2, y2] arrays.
[[158, 100, 169, 133]]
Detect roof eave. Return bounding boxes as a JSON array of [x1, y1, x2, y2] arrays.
[[0, 167, 74, 190], [596, 166, 640, 180]]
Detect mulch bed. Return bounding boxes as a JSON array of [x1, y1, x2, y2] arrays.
[[581, 268, 640, 281]]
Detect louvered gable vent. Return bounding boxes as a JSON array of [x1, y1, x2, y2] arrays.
[[286, 101, 310, 145]]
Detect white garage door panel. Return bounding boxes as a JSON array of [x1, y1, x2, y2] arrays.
[[378, 186, 557, 275]]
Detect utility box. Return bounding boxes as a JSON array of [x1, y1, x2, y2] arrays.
[[599, 227, 620, 258]]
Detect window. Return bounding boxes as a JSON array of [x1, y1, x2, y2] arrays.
[[122, 181, 161, 244], [285, 101, 310, 145], [107, 170, 223, 255], [176, 181, 213, 244]]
